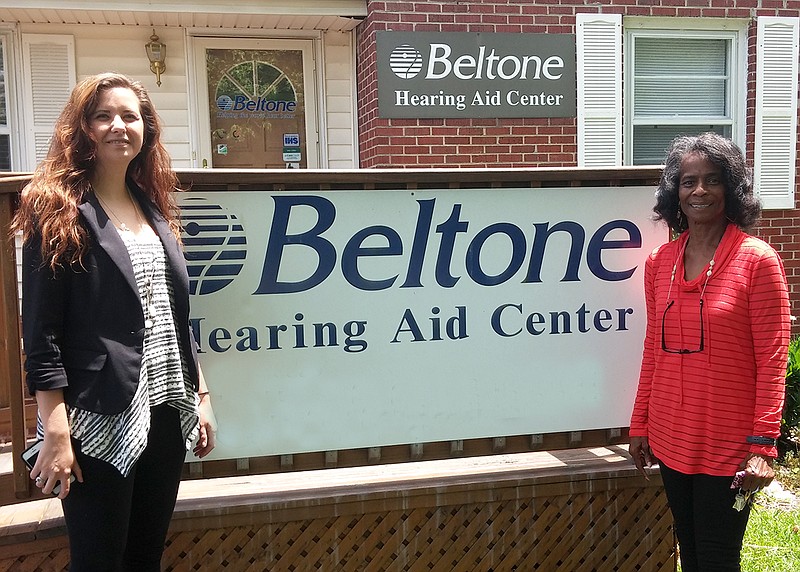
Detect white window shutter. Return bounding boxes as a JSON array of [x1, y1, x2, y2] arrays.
[[21, 34, 75, 170], [576, 13, 621, 167], [755, 17, 799, 210]]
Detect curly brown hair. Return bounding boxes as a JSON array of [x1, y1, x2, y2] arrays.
[[12, 72, 181, 269], [653, 132, 760, 233]]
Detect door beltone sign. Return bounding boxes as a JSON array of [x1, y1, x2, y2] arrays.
[[377, 31, 576, 118]]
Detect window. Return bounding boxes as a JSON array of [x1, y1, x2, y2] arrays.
[[579, 16, 797, 208], [0, 33, 13, 171], [625, 26, 745, 165]]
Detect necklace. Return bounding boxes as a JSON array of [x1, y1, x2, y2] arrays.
[[143, 257, 156, 331], [126, 197, 158, 330], [130, 240, 158, 331], [108, 190, 157, 331], [95, 189, 136, 232], [126, 189, 146, 232], [666, 238, 717, 302]]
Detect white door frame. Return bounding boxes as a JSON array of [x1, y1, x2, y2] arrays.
[[188, 35, 320, 169]]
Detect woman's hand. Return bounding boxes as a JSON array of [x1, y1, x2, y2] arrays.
[[193, 393, 217, 458], [33, 389, 83, 499], [629, 436, 655, 480], [32, 431, 83, 499], [738, 453, 775, 492]]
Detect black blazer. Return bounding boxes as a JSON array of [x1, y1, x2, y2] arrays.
[[22, 185, 199, 415]]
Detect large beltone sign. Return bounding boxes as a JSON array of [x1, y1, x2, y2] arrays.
[[376, 31, 577, 118], [181, 187, 664, 461]]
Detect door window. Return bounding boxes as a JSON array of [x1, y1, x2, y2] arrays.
[[193, 38, 318, 169]]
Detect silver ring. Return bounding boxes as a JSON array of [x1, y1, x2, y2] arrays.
[[34, 476, 43, 486]]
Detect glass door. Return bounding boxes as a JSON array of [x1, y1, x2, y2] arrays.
[[192, 37, 318, 169]]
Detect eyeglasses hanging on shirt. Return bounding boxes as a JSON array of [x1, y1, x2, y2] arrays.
[[660, 246, 714, 355]]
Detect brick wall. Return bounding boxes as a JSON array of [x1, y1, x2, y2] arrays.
[[356, 1, 580, 169], [356, 0, 800, 332]]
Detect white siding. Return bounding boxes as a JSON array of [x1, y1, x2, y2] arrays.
[[322, 31, 357, 169], [73, 25, 193, 167], [16, 23, 358, 169]]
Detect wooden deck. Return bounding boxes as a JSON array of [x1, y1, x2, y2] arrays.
[[0, 446, 674, 571]]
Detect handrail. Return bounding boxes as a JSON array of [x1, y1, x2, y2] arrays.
[[0, 166, 664, 194]]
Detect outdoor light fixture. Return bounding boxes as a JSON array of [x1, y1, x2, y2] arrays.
[[145, 30, 166, 87]]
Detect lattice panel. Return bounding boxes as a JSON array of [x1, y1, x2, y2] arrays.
[[0, 545, 70, 571], [160, 487, 672, 572], [0, 486, 673, 571]]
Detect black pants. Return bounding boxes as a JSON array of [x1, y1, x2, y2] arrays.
[[62, 405, 186, 572], [659, 461, 751, 572]]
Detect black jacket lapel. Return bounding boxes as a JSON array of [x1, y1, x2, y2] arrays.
[[78, 193, 140, 300]]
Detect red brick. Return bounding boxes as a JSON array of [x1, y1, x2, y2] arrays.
[[384, 2, 415, 12], [399, 13, 427, 23], [494, 5, 523, 15], [417, 136, 444, 145], [458, 145, 487, 154], [409, 2, 441, 13], [428, 14, 457, 23], [496, 25, 524, 33], [389, 136, 417, 146], [418, 154, 446, 165], [521, 25, 550, 33], [651, 7, 678, 16], [465, 3, 501, 15]]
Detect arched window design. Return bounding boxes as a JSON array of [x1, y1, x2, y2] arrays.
[[215, 60, 298, 106]]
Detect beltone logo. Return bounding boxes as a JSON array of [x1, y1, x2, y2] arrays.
[[390, 42, 565, 81], [389, 45, 424, 79], [179, 196, 247, 295], [377, 31, 576, 119]]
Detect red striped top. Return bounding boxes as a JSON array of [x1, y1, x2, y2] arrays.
[[629, 223, 790, 476]]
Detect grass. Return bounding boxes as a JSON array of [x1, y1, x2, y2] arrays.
[[740, 454, 800, 571], [741, 505, 800, 571]]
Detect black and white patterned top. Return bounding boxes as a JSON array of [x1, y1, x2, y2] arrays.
[[41, 229, 200, 476]]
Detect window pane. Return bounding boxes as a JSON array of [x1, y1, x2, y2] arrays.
[[634, 37, 728, 118], [635, 79, 726, 115], [0, 135, 11, 170], [635, 38, 727, 75], [632, 125, 731, 165]]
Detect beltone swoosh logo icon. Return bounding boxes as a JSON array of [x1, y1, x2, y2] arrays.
[[389, 44, 424, 79], [179, 196, 247, 295]]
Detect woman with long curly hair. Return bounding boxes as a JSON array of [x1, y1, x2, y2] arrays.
[[629, 133, 789, 571], [13, 72, 216, 571]]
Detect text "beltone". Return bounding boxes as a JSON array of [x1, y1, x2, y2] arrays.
[[253, 196, 642, 294], [425, 44, 565, 80]]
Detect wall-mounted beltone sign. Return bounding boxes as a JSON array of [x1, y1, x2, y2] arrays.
[[376, 31, 576, 118], [179, 187, 663, 462]]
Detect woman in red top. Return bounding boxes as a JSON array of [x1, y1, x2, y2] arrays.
[[629, 133, 790, 572]]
